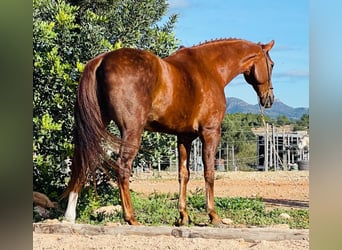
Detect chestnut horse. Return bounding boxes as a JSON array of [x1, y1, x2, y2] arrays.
[[63, 38, 275, 226]]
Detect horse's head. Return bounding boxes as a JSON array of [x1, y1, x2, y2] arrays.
[[244, 40, 275, 108]]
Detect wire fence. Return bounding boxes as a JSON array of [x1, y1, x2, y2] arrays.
[[133, 124, 309, 174]]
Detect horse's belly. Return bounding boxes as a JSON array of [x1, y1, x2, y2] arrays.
[[145, 117, 198, 135]]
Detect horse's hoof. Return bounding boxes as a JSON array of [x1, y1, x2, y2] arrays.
[[126, 218, 140, 226], [129, 221, 140, 226], [174, 216, 191, 227], [174, 219, 187, 227], [212, 219, 232, 228], [211, 218, 224, 227]]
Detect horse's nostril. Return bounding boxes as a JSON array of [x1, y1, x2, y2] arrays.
[[262, 96, 274, 108]]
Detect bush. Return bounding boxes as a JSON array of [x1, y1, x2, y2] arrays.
[[33, 0, 179, 197]]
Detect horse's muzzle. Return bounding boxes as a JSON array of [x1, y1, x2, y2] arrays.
[[260, 90, 274, 108]]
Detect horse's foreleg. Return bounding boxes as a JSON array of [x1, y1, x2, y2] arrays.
[[116, 132, 141, 225], [201, 129, 222, 225], [176, 137, 193, 226]]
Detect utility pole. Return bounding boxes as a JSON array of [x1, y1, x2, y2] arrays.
[[283, 129, 287, 170], [175, 143, 178, 172], [226, 141, 229, 171], [232, 145, 236, 171], [270, 124, 273, 170], [264, 123, 269, 171], [273, 125, 277, 171]]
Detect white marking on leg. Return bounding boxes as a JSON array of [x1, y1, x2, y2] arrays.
[[64, 191, 78, 223]]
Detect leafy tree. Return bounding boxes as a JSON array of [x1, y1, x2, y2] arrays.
[[68, 0, 178, 57], [275, 115, 291, 126], [219, 113, 281, 170], [219, 114, 257, 169], [33, 0, 85, 198], [221, 114, 261, 152], [33, 0, 179, 197], [293, 113, 309, 131], [135, 131, 177, 170]]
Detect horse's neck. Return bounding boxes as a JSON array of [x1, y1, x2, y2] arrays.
[[196, 42, 259, 85]]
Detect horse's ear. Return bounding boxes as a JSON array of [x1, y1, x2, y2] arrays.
[[262, 40, 275, 52]]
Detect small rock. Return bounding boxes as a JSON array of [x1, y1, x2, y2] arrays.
[[279, 213, 291, 219], [171, 228, 195, 238], [33, 206, 50, 219], [222, 218, 234, 225], [94, 205, 122, 216]]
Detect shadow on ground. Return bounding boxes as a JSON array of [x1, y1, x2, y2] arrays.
[[262, 198, 309, 209]]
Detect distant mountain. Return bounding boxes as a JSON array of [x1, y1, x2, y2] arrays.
[[226, 97, 309, 120]]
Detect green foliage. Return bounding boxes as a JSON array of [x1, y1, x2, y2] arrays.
[[135, 132, 177, 169], [220, 113, 262, 170], [68, 0, 179, 57], [76, 185, 122, 224], [33, 0, 179, 197], [133, 192, 179, 225], [221, 113, 261, 152], [66, 187, 308, 229], [293, 113, 309, 131], [188, 188, 206, 212], [275, 115, 291, 126], [215, 196, 265, 212]]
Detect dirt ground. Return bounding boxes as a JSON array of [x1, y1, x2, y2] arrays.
[[130, 170, 309, 209], [33, 171, 309, 249]]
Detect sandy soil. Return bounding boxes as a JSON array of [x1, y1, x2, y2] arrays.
[[33, 171, 309, 249]]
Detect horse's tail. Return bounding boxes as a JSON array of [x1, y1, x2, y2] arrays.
[[62, 53, 111, 199]]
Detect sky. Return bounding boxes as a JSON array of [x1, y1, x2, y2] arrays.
[[165, 0, 309, 108]]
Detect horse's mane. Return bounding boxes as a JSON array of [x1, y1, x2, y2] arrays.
[[171, 38, 251, 56], [193, 37, 245, 48]]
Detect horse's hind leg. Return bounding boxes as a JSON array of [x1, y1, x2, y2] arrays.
[[64, 152, 86, 223], [64, 190, 79, 223], [116, 129, 143, 225]]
